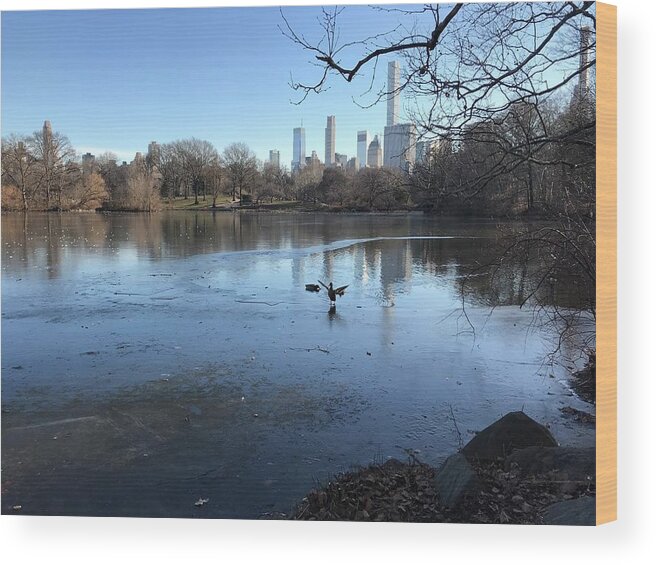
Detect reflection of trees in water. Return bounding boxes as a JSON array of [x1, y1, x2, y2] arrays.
[[2, 213, 588, 314], [2, 212, 112, 278]]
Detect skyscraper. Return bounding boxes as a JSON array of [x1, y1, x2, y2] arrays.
[[147, 141, 160, 159], [305, 150, 322, 173], [577, 26, 592, 101], [292, 127, 306, 172], [357, 130, 369, 169], [367, 135, 382, 168], [387, 61, 401, 127], [147, 141, 161, 174], [416, 139, 440, 164], [42, 121, 53, 167], [269, 149, 280, 168], [335, 153, 348, 168], [43, 120, 52, 139], [383, 123, 417, 171], [81, 152, 96, 176], [325, 115, 336, 167]]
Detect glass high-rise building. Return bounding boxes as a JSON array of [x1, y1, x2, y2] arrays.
[[357, 130, 369, 169], [325, 115, 336, 167], [383, 123, 417, 172], [269, 149, 280, 168], [292, 127, 306, 172]]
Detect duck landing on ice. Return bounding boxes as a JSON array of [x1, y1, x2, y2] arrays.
[[318, 280, 349, 305]]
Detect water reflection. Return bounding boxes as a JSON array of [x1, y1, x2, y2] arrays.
[[2, 211, 584, 312]]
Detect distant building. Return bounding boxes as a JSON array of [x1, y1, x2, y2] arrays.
[[384, 123, 416, 172], [304, 150, 323, 175], [269, 149, 280, 168], [147, 141, 160, 160], [415, 139, 440, 164], [42, 121, 53, 168], [367, 135, 383, 168], [292, 127, 306, 172], [324, 115, 336, 167], [335, 153, 348, 168], [573, 25, 593, 110], [81, 152, 96, 175], [132, 152, 145, 168], [347, 157, 359, 170], [146, 141, 162, 180], [387, 61, 401, 127], [357, 130, 369, 169], [305, 150, 321, 168]]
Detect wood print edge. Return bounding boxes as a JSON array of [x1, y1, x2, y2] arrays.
[[595, 1, 617, 526]]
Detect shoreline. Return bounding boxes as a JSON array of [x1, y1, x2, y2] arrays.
[[1, 204, 545, 221]]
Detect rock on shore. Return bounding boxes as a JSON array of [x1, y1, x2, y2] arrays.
[[288, 411, 595, 525]]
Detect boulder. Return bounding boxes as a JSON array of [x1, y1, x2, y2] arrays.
[[543, 496, 595, 526], [505, 446, 595, 484], [434, 453, 480, 508], [462, 411, 558, 463]]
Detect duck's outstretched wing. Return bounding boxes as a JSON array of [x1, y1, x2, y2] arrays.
[[318, 280, 330, 291], [334, 285, 349, 296]]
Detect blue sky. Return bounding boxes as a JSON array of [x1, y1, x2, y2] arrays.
[[1, 5, 430, 166]]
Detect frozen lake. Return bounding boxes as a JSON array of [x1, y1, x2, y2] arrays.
[[1, 211, 595, 517]]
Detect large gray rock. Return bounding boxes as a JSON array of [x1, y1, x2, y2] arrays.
[[434, 453, 480, 508], [505, 446, 595, 483], [543, 496, 596, 526], [462, 411, 558, 463]]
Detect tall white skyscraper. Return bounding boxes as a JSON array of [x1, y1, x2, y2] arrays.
[[387, 61, 401, 127], [357, 130, 370, 169], [325, 115, 336, 166], [383, 123, 417, 171], [292, 127, 306, 172]]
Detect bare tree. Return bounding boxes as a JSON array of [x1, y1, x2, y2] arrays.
[[354, 167, 408, 211], [158, 142, 186, 203], [69, 171, 109, 210], [204, 158, 225, 208], [257, 162, 293, 204], [30, 125, 76, 210], [294, 165, 323, 204], [2, 135, 40, 211], [126, 168, 160, 212], [223, 142, 258, 202], [175, 138, 219, 205]]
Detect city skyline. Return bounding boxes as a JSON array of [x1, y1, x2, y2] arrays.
[[14, 57, 419, 175], [1, 5, 427, 167]]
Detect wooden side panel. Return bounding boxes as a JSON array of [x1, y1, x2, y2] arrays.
[[596, 1, 617, 526]]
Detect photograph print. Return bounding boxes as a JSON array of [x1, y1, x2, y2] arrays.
[[1, 1, 605, 525]]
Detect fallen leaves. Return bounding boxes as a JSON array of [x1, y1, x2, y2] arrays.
[[288, 457, 595, 524]]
